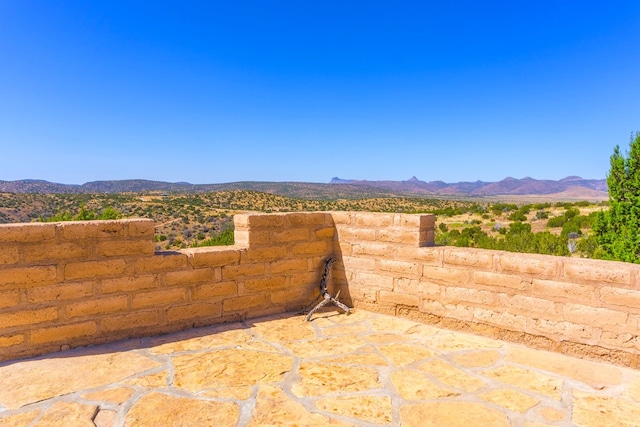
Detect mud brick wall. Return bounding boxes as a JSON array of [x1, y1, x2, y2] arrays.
[[331, 213, 640, 368], [2, 211, 640, 368], [0, 214, 335, 361]]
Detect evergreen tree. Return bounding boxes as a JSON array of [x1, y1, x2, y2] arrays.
[[593, 132, 640, 262]]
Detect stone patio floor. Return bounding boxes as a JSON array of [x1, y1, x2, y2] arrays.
[[1, 309, 639, 427]]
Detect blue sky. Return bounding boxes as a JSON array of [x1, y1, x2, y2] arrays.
[[1, 1, 639, 185]]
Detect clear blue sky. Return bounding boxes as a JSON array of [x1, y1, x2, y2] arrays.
[[1, 1, 639, 185]]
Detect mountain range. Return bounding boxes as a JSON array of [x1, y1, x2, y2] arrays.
[[0, 176, 608, 200], [329, 176, 607, 198]]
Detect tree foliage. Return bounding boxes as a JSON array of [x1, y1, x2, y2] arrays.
[[593, 132, 640, 262]]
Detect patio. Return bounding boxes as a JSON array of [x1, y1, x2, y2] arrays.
[[1, 308, 639, 427]]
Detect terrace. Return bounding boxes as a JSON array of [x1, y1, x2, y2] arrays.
[[1, 212, 639, 426]]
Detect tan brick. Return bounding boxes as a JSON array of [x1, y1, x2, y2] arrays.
[[379, 290, 419, 307], [422, 265, 470, 284], [0, 246, 19, 265], [246, 214, 286, 228], [243, 276, 288, 293], [341, 256, 376, 271], [241, 246, 287, 261], [474, 271, 528, 291], [270, 286, 309, 305], [287, 212, 328, 226], [102, 311, 159, 332], [600, 287, 640, 309], [167, 302, 222, 323], [22, 242, 91, 262], [444, 248, 494, 268], [290, 271, 321, 287], [240, 230, 271, 246], [125, 219, 155, 237], [66, 295, 128, 318], [329, 211, 354, 225], [377, 259, 419, 277], [599, 330, 640, 351], [0, 223, 55, 242], [0, 307, 57, 328], [315, 227, 335, 238], [27, 282, 94, 303], [352, 272, 394, 289], [135, 253, 189, 272], [271, 227, 310, 243], [394, 278, 441, 297], [528, 318, 595, 342], [395, 246, 441, 264], [165, 268, 214, 285], [64, 259, 127, 280], [499, 253, 557, 276], [338, 227, 377, 241], [56, 222, 94, 239], [499, 294, 558, 316], [395, 214, 436, 229], [96, 240, 155, 257], [532, 279, 595, 301], [269, 258, 308, 274], [473, 307, 527, 331], [445, 287, 495, 305], [354, 213, 394, 227], [0, 265, 57, 288], [131, 288, 185, 309], [421, 299, 475, 321], [335, 241, 353, 256], [0, 334, 25, 348], [291, 240, 329, 255], [222, 263, 265, 280], [223, 294, 267, 313], [352, 242, 394, 256], [563, 259, 632, 285], [30, 321, 97, 344], [192, 281, 237, 301], [346, 285, 377, 303], [94, 221, 126, 238], [0, 289, 21, 308], [233, 214, 249, 228], [563, 303, 628, 329], [185, 247, 241, 267], [101, 275, 157, 293], [234, 229, 249, 247], [377, 229, 418, 244]]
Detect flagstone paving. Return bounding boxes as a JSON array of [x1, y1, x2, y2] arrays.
[[1, 309, 639, 426]]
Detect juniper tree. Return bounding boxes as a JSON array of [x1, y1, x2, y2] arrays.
[[593, 132, 640, 262]]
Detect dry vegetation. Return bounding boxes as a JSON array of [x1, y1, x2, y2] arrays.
[[0, 191, 606, 255]]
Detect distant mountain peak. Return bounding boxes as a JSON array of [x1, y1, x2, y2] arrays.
[[407, 176, 421, 182], [329, 177, 353, 184], [560, 176, 583, 182]]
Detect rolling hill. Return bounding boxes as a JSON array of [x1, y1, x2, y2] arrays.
[[0, 176, 608, 200]]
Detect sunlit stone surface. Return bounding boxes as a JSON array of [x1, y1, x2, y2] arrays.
[[124, 392, 239, 426], [0, 352, 161, 409], [1, 309, 638, 426]]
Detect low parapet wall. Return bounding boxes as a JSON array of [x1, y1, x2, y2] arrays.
[[1, 212, 639, 368], [0, 214, 339, 361], [331, 213, 640, 368]]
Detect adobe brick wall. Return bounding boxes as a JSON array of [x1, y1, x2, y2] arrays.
[[0, 214, 336, 361], [2, 212, 639, 368], [331, 213, 640, 368]]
